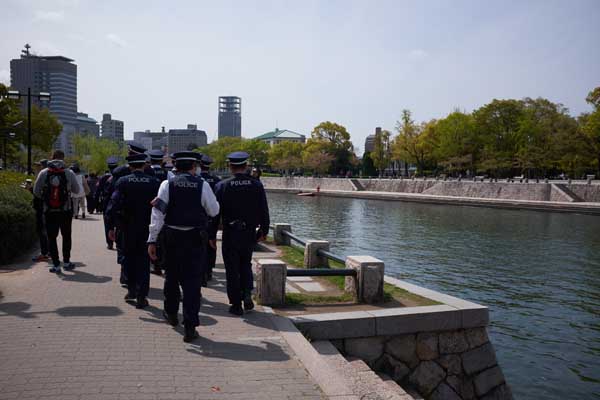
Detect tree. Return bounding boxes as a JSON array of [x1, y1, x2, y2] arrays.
[[310, 121, 354, 174], [268, 141, 304, 173], [582, 87, 600, 176], [302, 140, 334, 176], [240, 139, 270, 167], [391, 110, 438, 175], [72, 134, 126, 174], [371, 129, 391, 176], [435, 111, 478, 174], [361, 151, 377, 176], [200, 137, 269, 170]]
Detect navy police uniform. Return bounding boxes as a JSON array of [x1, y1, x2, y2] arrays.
[[199, 155, 221, 285], [148, 149, 167, 182], [97, 157, 118, 248], [148, 151, 219, 342], [106, 154, 160, 307], [211, 152, 270, 315]]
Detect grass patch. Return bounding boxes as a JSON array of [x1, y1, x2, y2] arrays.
[[286, 292, 354, 305]]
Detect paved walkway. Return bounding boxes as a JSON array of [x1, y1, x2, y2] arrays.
[[0, 215, 324, 400]]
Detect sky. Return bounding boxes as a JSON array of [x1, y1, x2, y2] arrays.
[[1, 0, 599, 152]]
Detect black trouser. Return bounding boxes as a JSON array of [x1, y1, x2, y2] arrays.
[[102, 214, 113, 246], [202, 240, 216, 284], [45, 211, 73, 266], [116, 228, 127, 284], [222, 229, 255, 306], [35, 207, 48, 256], [163, 227, 206, 328], [123, 232, 150, 298], [86, 195, 96, 213]]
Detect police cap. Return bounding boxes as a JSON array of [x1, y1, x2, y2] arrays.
[[106, 156, 119, 167], [127, 142, 147, 155], [147, 149, 164, 161], [200, 154, 214, 166], [227, 151, 249, 165], [126, 153, 147, 165], [171, 151, 197, 162], [193, 152, 204, 161]]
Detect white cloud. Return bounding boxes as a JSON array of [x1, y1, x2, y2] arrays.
[[33, 10, 65, 22], [106, 33, 127, 48], [408, 49, 428, 60], [0, 70, 9, 85]]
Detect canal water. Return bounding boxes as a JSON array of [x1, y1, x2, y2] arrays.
[[266, 192, 600, 400]]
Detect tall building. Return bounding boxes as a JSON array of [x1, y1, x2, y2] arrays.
[[101, 113, 124, 144], [218, 96, 241, 138], [364, 127, 380, 153], [75, 112, 99, 137], [10, 44, 77, 154], [168, 124, 207, 153], [133, 127, 167, 150]]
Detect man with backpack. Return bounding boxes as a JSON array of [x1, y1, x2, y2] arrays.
[[33, 150, 81, 273]]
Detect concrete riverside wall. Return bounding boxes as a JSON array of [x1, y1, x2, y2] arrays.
[[261, 177, 355, 191], [569, 184, 600, 202], [357, 179, 437, 193]]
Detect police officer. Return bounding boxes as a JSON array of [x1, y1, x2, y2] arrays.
[[148, 149, 167, 182], [147, 151, 219, 342], [97, 156, 119, 249], [211, 151, 270, 316], [199, 154, 220, 286], [106, 154, 160, 308]]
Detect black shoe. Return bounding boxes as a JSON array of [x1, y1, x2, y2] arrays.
[[207, 272, 213, 281], [201, 281, 208, 288], [74, 215, 78, 219], [163, 310, 178, 327], [136, 297, 149, 309], [150, 266, 163, 276], [124, 292, 136, 303], [183, 326, 199, 343], [63, 262, 75, 271], [107, 243, 113, 250], [82, 213, 85, 219], [243, 295, 255, 312], [229, 304, 244, 316]]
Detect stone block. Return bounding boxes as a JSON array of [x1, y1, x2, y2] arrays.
[[273, 223, 291, 245], [303, 240, 329, 268], [466, 327, 489, 349], [385, 334, 419, 368], [480, 383, 513, 400], [416, 332, 438, 361], [290, 311, 376, 340], [438, 355, 462, 375], [346, 255, 384, 304], [393, 362, 411, 383], [474, 366, 505, 397], [255, 259, 286, 306], [345, 336, 386, 365], [408, 360, 446, 396], [461, 343, 498, 375], [370, 305, 462, 336], [439, 331, 469, 354], [430, 382, 461, 400], [461, 306, 490, 328]]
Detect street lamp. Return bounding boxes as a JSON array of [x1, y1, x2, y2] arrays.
[[0, 120, 23, 170], [7, 89, 51, 174]]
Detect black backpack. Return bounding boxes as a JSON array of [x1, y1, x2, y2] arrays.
[[44, 167, 69, 211]]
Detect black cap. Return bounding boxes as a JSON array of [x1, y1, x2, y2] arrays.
[[106, 156, 119, 166], [193, 152, 203, 161], [227, 151, 249, 165], [171, 151, 198, 162], [147, 149, 164, 161], [126, 153, 147, 165], [200, 154, 214, 166], [127, 142, 147, 155]]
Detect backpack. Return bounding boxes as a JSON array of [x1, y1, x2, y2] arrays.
[[44, 167, 69, 211]]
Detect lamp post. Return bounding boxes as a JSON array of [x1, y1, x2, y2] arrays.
[[7, 89, 51, 174], [0, 121, 23, 170]]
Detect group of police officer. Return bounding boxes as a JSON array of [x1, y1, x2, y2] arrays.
[[101, 143, 270, 342]]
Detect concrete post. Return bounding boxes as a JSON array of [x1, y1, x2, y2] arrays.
[[273, 223, 292, 246], [304, 240, 330, 268], [256, 259, 287, 306], [345, 256, 385, 304]]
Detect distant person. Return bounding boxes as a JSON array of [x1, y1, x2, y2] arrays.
[[251, 167, 261, 180], [96, 158, 119, 248], [33, 150, 80, 273], [70, 164, 89, 219], [199, 154, 221, 285], [148, 149, 167, 182], [86, 173, 99, 214], [211, 152, 270, 316], [31, 159, 49, 262]]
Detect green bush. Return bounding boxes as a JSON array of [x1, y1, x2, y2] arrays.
[[0, 171, 36, 264]]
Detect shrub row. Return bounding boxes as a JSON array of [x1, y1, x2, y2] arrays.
[[0, 171, 37, 264]]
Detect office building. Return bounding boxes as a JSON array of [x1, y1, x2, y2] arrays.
[[101, 113, 124, 144], [10, 44, 77, 154], [218, 96, 241, 138], [254, 128, 306, 146], [75, 112, 99, 137], [167, 124, 207, 153], [133, 127, 167, 150], [364, 127, 381, 153]]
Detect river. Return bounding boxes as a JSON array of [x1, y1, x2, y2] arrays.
[[266, 192, 600, 400]]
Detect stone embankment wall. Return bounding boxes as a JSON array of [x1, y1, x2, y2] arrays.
[[333, 328, 512, 400], [262, 177, 600, 203]]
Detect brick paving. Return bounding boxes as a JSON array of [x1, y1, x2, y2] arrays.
[[0, 215, 325, 400]]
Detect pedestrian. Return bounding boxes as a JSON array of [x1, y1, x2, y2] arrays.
[[147, 151, 219, 342], [96, 157, 119, 249], [199, 154, 220, 286], [86, 172, 98, 214], [211, 151, 270, 316], [148, 149, 167, 182], [70, 164, 89, 219], [31, 159, 49, 262], [33, 149, 80, 273], [106, 154, 160, 308]]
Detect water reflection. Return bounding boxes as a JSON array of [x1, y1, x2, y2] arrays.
[[267, 193, 600, 400]]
